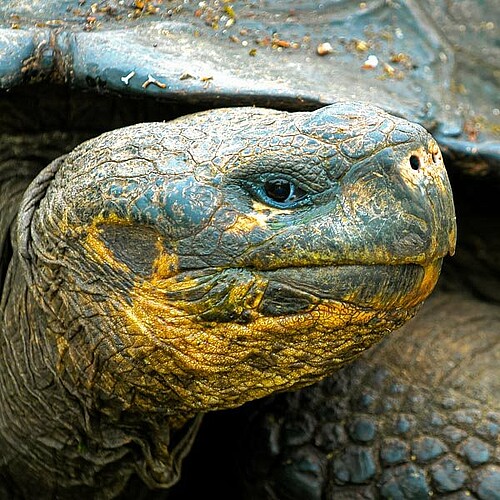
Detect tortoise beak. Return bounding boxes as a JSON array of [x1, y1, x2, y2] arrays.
[[412, 138, 457, 259]]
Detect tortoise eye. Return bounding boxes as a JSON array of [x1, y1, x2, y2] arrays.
[[263, 178, 307, 206]]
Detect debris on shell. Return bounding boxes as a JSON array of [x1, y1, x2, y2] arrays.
[[131, 0, 160, 18], [142, 74, 167, 89], [223, 4, 236, 20], [390, 52, 413, 69], [354, 39, 370, 52], [10, 14, 21, 29], [179, 72, 195, 81], [463, 118, 482, 142], [200, 75, 213, 88], [362, 54, 379, 69], [382, 63, 405, 80], [254, 35, 299, 50], [317, 42, 334, 56], [271, 34, 299, 49], [383, 63, 395, 77], [120, 71, 136, 85]]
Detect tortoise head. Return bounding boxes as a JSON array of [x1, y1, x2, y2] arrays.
[[18, 102, 456, 417]]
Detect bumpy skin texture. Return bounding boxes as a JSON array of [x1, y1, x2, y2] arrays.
[[0, 103, 455, 498]]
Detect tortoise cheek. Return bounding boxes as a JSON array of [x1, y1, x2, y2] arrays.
[[96, 223, 160, 278]]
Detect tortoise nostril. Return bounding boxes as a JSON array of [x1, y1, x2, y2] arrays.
[[432, 152, 439, 164], [409, 155, 421, 171]]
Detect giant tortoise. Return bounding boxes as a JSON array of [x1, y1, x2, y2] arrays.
[[0, 1, 498, 499]]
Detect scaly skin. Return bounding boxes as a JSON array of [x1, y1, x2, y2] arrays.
[[0, 103, 455, 498]]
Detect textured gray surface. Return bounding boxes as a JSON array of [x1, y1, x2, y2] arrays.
[[0, 0, 498, 171]]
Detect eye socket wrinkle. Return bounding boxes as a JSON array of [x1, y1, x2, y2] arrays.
[[226, 149, 333, 193]]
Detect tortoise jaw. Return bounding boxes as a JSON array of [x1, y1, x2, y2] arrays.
[[256, 260, 442, 317], [157, 259, 442, 323]]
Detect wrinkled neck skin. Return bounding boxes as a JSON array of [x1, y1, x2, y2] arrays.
[[0, 175, 200, 499], [1, 248, 202, 499], [1, 250, 200, 499], [0, 104, 456, 497]]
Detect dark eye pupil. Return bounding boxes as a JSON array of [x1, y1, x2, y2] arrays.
[[265, 179, 293, 203]]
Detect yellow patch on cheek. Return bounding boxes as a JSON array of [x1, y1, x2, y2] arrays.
[[150, 300, 390, 410], [117, 274, 207, 368], [119, 264, 382, 360], [79, 214, 133, 273], [101, 266, 415, 413]]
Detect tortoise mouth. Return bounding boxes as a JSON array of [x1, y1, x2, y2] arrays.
[[255, 261, 440, 316], [163, 260, 442, 322]]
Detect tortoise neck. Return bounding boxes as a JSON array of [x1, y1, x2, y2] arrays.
[[0, 235, 200, 497]]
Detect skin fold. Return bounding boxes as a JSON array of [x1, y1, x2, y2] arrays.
[[0, 103, 455, 498]]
